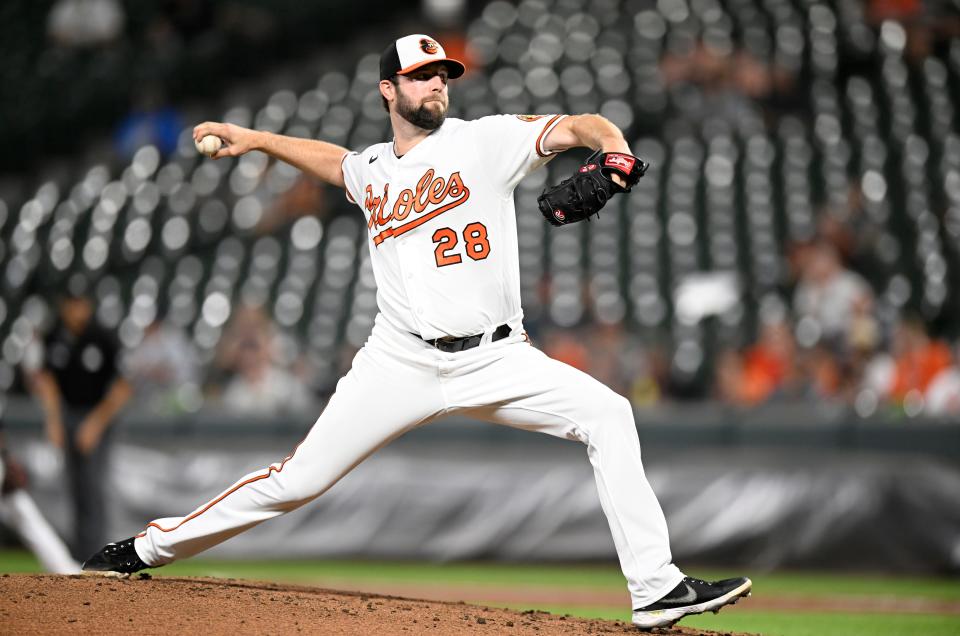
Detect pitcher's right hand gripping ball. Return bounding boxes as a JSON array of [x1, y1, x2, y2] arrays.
[[195, 134, 222, 157], [537, 151, 649, 226]]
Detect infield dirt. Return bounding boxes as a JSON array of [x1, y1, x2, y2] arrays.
[[0, 574, 753, 635]]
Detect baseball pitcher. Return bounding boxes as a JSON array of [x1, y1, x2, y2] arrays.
[[83, 34, 750, 629]]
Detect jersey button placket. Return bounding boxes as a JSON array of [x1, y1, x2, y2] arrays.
[[394, 238, 424, 332]]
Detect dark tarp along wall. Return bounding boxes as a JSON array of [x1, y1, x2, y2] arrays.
[[6, 433, 959, 574]]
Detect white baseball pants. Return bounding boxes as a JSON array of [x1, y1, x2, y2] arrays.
[[135, 314, 684, 607]]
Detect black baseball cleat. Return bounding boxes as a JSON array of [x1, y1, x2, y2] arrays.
[[631, 576, 752, 630], [82, 537, 150, 576]]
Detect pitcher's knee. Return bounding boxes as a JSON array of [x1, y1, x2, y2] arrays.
[[272, 485, 317, 509], [601, 391, 635, 423], [580, 391, 637, 440], [278, 476, 332, 506], [260, 462, 332, 507]]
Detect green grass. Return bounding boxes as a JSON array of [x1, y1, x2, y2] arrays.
[[681, 611, 960, 636], [512, 606, 960, 636], [3, 550, 958, 636]]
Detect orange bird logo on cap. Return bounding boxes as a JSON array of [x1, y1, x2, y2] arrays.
[[420, 38, 439, 54]]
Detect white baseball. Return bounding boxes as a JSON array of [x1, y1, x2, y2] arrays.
[[195, 135, 223, 156]]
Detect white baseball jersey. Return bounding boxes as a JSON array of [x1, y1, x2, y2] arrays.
[[340, 114, 567, 339]]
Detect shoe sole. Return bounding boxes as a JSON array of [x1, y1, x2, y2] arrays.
[[631, 578, 752, 630]]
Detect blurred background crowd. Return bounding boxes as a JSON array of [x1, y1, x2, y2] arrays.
[[1, 0, 960, 425]]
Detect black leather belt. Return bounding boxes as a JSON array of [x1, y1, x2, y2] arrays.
[[421, 324, 511, 352]]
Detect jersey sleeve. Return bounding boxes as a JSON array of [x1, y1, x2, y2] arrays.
[[471, 114, 568, 193], [339, 150, 364, 205]]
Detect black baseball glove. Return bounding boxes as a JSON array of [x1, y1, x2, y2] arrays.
[[537, 150, 649, 227]]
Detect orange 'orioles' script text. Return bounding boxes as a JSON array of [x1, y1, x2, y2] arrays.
[[364, 170, 471, 246]]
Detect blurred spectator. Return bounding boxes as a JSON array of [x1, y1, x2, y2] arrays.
[[542, 328, 590, 374], [815, 184, 893, 289], [629, 367, 662, 407], [712, 317, 845, 406], [714, 348, 751, 405], [737, 319, 795, 405], [867, 0, 923, 22], [122, 319, 200, 415], [924, 366, 960, 415], [847, 294, 881, 356], [260, 175, 328, 234], [214, 305, 312, 415], [816, 209, 857, 268], [867, 1, 960, 64], [114, 85, 183, 159], [777, 344, 842, 403], [586, 323, 632, 397], [0, 416, 81, 574], [860, 315, 957, 415], [840, 297, 883, 404], [637, 346, 671, 406], [28, 282, 132, 559], [659, 37, 796, 130], [540, 324, 660, 406], [793, 241, 873, 349], [47, 0, 125, 47], [731, 50, 773, 101], [888, 316, 953, 405]]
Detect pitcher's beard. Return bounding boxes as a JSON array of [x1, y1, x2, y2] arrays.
[[396, 95, 447, 131]]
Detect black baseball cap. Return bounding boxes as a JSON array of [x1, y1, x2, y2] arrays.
[[380, 34, 466, 81]]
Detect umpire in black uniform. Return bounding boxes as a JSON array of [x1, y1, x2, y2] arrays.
[[30, 282, 132, 559]]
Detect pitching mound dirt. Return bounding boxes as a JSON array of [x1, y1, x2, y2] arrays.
[[0, 574, 753, 635]]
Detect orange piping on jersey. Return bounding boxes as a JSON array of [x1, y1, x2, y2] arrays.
[[135, 438, 308, 537], [535, 114, 565, 158]]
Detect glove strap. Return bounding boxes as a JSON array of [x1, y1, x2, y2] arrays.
[[588, 150, 649, 189]]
